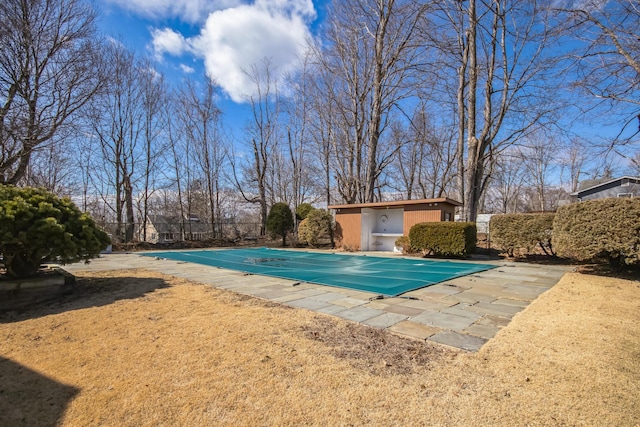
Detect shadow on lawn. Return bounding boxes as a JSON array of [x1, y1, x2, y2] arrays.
[[574, 263, 640, 281], [493, 253, 640, 281], [0, 356, 80, 426], [0, 275, 168, 324]]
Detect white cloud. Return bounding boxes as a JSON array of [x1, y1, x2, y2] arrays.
[[151, 28, 189, 59], [105, 36, 126, 48], [255, 0, 315, 17], [147, 0, 316, 102], [144, 67, 162, 80], [180, 64, 195, 73], [105, 0, 242, 23], [552, 0, 609, 12], [192, 0, 315, 102]]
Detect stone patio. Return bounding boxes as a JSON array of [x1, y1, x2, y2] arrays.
[[63, 252, 570, 352]]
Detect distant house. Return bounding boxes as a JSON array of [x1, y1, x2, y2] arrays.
[[570, 176, 640, 202], [144, 215, 211, 243], [328, 198, 461, 252]]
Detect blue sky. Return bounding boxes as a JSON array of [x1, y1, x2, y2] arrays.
[[97, 0, 327, 102], [93, 0, 637, 176]]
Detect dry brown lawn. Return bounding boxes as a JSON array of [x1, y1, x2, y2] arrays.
[[1, 269, 638, 426]]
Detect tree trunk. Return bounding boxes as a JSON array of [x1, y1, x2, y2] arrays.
[[124, 174, 135, 243], [462, 0, 479, 222]]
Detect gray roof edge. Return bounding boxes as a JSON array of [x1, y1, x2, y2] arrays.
[[570, 176, 640, 196]]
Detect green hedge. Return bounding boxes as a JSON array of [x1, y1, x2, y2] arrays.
[[553, 198, 640, 267], [490, 213, 555, 257], [409, 222, 476, 257]]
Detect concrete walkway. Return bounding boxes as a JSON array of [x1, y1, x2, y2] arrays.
[[63, 252, 570, 352]]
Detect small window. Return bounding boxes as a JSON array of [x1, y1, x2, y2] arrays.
[[618, 193, 633, 198], [445, 212, 452, 221], [621, 178, 630, 187]]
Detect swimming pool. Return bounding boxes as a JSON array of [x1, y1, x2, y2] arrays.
[[143, 248, 495, 297]]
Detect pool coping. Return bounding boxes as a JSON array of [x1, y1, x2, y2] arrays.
[[62, 251, 571, 352]]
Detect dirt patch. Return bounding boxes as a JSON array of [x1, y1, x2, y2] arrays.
[[1, 269, 638, 426], [302, 315, 455, 375]]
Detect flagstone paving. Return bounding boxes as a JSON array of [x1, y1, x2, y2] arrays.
[[63, 251, 570, 352]]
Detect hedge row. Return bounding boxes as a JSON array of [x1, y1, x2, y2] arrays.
[[408, 222, 476, 258], [553, 198, 640, 268], [490, 213, 555, 257], [490, 198, 640, 267]]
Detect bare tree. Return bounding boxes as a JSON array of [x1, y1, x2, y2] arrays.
[[177, 78, 226, 238], [137, 60, 168, 242], [413, 105, 458, 199], [555, 1, 640, 166], [483, 151, 526, 214], [386, 121, 416, 199], [22, 139, 76, 195], [559, 2, 640, 122], [517, 134, 559, 212], [163, 92, 188, 239], [431, 0, 564, 221], [319, 11, 369, 203], [387, 98, 459, 201], [560, 137, 588, 193], [0, 0, 102, 184], [282, 54, 321, 226], [77, 131, 99, 212], [631, 152, 640, 175], [318, 0, 430, 203], [88, 43, 143, 243], [233, 60, 281, 235], [307, 61, 337, 207]]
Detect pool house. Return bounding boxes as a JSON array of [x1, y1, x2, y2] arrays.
[[328, 198, 461, 252]]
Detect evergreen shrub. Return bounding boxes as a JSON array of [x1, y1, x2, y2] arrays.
[[266, 202, 294, 246], [0, 185, 110, 278], [409, 222, 476, 257], [295, 203, 314, 221]]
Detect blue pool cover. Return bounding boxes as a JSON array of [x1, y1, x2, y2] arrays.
[[143, 248, 495, 297]]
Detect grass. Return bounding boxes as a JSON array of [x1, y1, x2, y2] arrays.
[[1, 269, 639, 426]]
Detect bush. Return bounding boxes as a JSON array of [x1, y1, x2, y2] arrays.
[[553, 198, 640, 268], [298, 209, 333, 247], [0, 185, 111, 278], [297, 218, 310, 245], [394, 235, 414, 254], [295, 203, 314, 221], [266, 202, 294, 246], [409, 222, 476, 258], [490, 213, 556, 257]]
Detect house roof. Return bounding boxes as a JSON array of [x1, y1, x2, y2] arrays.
[[570, 176, 640, 196], [328, 197, 462, 210]]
